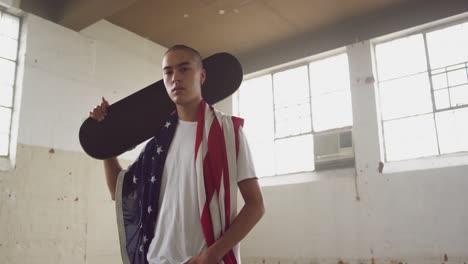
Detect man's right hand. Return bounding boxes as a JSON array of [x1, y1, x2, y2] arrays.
[[89, 97, 109, 122]]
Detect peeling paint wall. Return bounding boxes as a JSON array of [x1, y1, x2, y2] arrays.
[[0, 144, 132, 263]]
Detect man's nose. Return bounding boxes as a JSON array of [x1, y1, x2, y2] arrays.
[[172, 70, 181, 83]]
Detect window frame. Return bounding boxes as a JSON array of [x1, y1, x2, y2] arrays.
[[0, 9, 22, 170], [271, 64, 313, 140], [235, 47, 355, 177], [373, 15, 468, 163]]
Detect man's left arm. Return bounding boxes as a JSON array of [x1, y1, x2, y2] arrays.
[[189, 178, 265, 264]]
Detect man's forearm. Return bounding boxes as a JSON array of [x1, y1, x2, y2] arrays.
[[103, 157, 122, 200], [205, 200, 265, 262]]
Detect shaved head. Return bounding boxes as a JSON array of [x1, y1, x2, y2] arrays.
[[164, 45, 203, 69]]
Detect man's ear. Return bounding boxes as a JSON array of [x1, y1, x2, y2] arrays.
[[200, 69, 206, 85]]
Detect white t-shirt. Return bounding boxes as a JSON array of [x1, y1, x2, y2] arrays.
[[147, 120, 256, 264]]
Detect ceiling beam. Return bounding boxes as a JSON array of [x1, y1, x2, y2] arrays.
[[20, 0, 141, 31], [57, 0, 141, 31], [20, 0, 61, 21]]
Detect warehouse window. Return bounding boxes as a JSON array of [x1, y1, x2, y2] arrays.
[[235, 52, 354, 177], [375, 21, 468, 161], [0, 11, 21, 158]]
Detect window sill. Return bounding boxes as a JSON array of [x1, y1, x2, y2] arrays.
[[258, 167, 355, 187], [0, 156, 13, 171], [382, 151, 468, 174]]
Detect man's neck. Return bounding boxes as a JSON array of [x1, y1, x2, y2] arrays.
[[176, 99, 202, 122]]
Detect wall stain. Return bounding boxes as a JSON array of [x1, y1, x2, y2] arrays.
[[7, 190, 16, 200], [378, 161, 384, 173], [365, 76, 375, 84], [57, 195, 69, 201]]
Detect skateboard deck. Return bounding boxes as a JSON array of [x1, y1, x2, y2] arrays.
[[79, 53, 243, 160]]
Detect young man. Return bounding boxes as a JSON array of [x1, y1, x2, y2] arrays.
[[89, 45, 265, 264]]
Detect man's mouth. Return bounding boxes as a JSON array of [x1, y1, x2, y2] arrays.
[[172, 86, 184, 92]]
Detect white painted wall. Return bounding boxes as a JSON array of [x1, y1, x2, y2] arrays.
[[17, 15, 167, 161], [0, 144, 133, 263]]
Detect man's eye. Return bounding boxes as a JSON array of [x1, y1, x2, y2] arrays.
[[164, 71, 173, 75]]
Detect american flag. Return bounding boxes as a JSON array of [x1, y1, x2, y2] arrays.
[[116, 101, 244, 264]]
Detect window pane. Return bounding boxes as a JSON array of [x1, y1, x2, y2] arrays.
[[434, 89, 450, 110], [375, 34, 427, 81], [449, 84, 468, 107], [312, 90, 353, 132], [436, 108, 468, 154], [309, 53, 352, 132], [0, 58, 16, 86], [0, 133, 9, 156], [447, 68, 468, 87], [0, 36, 18, 61], [274, 101, 311, 137], [431, 73, 447, 90], [238, 75, 275, 177], [274, 134, 314, 174], [0, 12, 20, 40], [0, 106, 12, 134], [379, 73, 432, 120], [432, 68, 445, 75], [273, 66, 311, 137], [447, 64, 465, 71], [426, 22, 468, 70], [309, 53, 350, 95], [0, 84, 13, 107], [383, 114, 438, 161], [273, 66, 309, 107], [239, 76, 274, 139]]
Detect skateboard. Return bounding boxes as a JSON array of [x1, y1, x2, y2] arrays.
[[79, 53, 243, 159]]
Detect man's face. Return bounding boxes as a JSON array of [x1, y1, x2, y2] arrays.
[[162, 49, 206, 106]]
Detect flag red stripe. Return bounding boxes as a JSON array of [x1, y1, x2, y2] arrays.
[[207, 116, 224, 193], [202, 152, 215, 245], [201, 203, 215, 245]]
